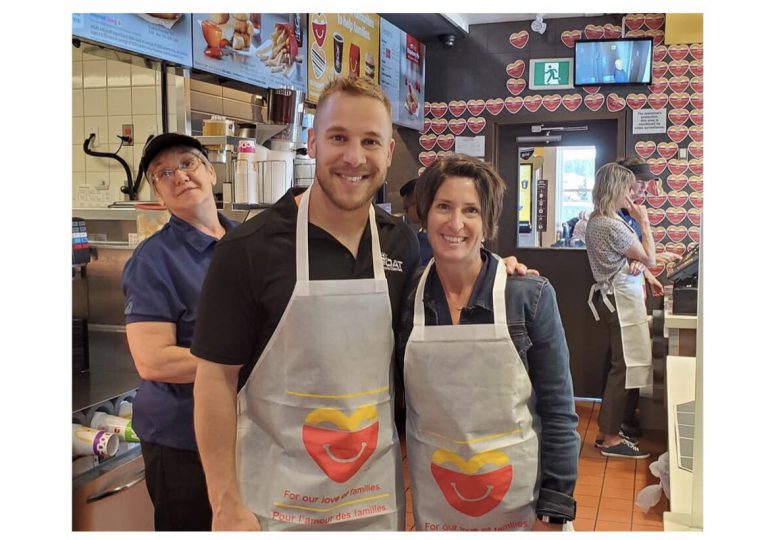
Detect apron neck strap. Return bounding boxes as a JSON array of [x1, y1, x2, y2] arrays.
[[413, 254, 508, 327], [296, 184, 384, 282]]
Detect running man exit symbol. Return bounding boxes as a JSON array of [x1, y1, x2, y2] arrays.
[[544, 63, 559, 84]]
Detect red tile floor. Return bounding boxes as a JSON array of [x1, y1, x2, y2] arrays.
[[400, 399, 669, 531]]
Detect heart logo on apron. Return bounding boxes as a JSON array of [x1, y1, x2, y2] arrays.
[[430, 449, 513, 517], [302, 405, 379, 483]]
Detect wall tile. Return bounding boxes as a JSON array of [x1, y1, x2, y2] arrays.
[[72, 144, 86, 173], [83, 60, 107, 88], [110, 171, 131, 202], [72, 61, 83, 90], [131, 64, 156, 86], [107, 60, 132, 87], [72, 43, 83, 62], [132, 86, 157, 115], [107, 139, 138, 173], [83, 88, 108, 117], [72, 171, 86, 206], [107, 87, 133, 116], [72, 116, 85, 146], [83, 116, 110, 152], [133, 115, 160, 143], [72, 89, 84, 117]]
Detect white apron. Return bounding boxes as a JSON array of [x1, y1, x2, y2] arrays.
[[235, 185, 405, 530], [404, 256, 540, 532], [588, 256, 653, 389]]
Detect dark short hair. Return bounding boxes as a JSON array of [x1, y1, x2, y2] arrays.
[[415, 154, 507, 241], [399, 178, 418, 198]]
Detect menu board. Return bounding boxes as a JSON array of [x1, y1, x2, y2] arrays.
[[192, 14, 307, 93], [379, 19, 426, 130], [307, 13, 380, 103], [72, 13, 193, 66]]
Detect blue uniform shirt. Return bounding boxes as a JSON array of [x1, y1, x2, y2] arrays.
[[619, 208, 642, 240], [122, 213, 237, 450]]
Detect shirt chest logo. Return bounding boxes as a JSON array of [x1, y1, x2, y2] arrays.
[[381, 252, 403, 272]]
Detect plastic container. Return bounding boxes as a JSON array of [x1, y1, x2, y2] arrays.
[[202, 115, 235, 136], [135, 203, 171, 241]]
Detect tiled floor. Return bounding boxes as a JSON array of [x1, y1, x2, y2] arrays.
[[400, 399, 669, 532]]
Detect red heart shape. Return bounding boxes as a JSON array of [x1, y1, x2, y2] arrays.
[[645, 193, 668, 208], [303, 422, 378, 483], [645, 14, 665, 30], [560, 94, 582, 112], [657, 142, 679, 160], [423, 102, 432, 116], [652, 226, 667, 242], [448, 118, 467, 135], [666, 226, 688, 243], [687, 208, 702, 226], [431, 118, 448, 134], [688, 226, 700, 243], [431, 102, 448, 118], [689, 109, 704, 126], [649, 29, 665, 46], [689, 43, 703, 60], [666, 174, 688, 191], [653, 61, 669, 79], [667, 44, 690, 61], [523, 95, 543, 112], [419, 133, 437, 151], [648, 93, 669, 109], [649, 262, 668, 277], [625, 14, 645, 31], [668, 60, 690, 78], [688, 176, 703, 192], [688, 142, 703, 159], [668, 191, 689, 207], [665, 207, 687, 225], [668, 108, 690, 126], [647, 158, 667, 176], [504, 96, 524, 114], [466, 99, 486, 116], [688, 125, 703, 142], [417, 167, 425, 176], [311, 14, 328, 47], [648, 77, 669, 94], [689, 60, 703, 77], [560, 30, 582, 48], [509, 30, 529, 49], [604, 24, 622, 39], [506, 78, 526, 95], [485, 98, 504, 115], [653, 45, 668, 62], [467, 117, 486, 134], [647, 207, 666, 225], [690, 93, 704, 109], [431, 462, 513, 518], [582, 86, 601, 94], [542, 94, 562, 112], [437, 150, 454, 160], [419, 151, 437, 167], [505, 60, 525, 78], [635, 140, 656, 159], [690, 76, 704, 93], [689, 191, 703, 209], [626, 93, 647, 110], [668, 76, 690, 93], [420, 118, 431, 134], [668, 93, 690, 109], [448, 100, 467, 117], [666, 243, 687, 257], [584, 24, 605, 39], [584, 93, 605, 111], [437, 134, 455, 151], [667, 126, 689, 143], [688, 159, 704, 176], [667, 159, 689, 175]]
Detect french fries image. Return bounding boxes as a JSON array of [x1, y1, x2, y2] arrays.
[[257, 23, 299, 74]]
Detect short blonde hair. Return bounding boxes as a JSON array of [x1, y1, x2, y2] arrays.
[[591, 163, 635, 218], [316, 76, 391, 116]]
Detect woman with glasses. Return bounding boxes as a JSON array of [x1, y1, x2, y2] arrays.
[[121, 133, 238, 530]]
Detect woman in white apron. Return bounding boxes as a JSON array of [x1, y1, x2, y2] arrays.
[[399, 155, 580, 531], [585, 163, 656, 459]]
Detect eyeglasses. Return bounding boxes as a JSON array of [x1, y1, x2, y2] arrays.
[[149, 154, 203, 185]]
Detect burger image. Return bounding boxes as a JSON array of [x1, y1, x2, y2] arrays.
[[364, 52, 375, 80]]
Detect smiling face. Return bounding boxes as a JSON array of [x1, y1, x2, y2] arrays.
[[308, 92, 395, 212], [426, 176, 485, 267], [148, 147, 217, 216]]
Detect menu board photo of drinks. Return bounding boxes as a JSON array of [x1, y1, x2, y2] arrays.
[[379, 18, 426, 130], [72, 13, 193, 66], [192, 13, 307, 93], [307, 13, 380, 103]]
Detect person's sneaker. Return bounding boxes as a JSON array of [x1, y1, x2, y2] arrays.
[[600, 439, 650, 459], [620, 421, 642, 439], [618, 430, 639, 444]]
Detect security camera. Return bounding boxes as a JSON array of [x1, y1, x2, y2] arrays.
[[439, 34, 457, 49], [531, 14, 547, 35]]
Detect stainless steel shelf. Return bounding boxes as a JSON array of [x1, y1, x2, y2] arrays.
[[196, 124, 287, 147]]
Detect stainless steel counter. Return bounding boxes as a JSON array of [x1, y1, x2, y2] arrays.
[[73, 370, 142, 414]]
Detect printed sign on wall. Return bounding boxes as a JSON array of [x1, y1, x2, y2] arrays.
[[308, 13, 380, 103], [380, 19, 426, 130], [536, 179, 549, 232], [529, 58, 573, 90]]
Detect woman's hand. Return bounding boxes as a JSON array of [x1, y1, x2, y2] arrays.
[[624, 195, 649, 225]]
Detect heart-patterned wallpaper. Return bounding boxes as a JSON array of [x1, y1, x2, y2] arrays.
[[412, 13, 703, 280]]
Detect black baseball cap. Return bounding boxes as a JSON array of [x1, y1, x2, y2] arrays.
[[617, 156, 654, 181], [140, 133, 207, 178]]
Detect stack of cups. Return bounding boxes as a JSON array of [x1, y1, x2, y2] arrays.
[[90, 411, 141, 443], [72, 424, 119, 459], [236, 140, 270, 204]]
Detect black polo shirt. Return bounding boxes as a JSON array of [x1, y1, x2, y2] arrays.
[[192, 187, 420, 390]]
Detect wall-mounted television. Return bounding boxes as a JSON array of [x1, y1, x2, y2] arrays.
[[574, 38, 653, 87]]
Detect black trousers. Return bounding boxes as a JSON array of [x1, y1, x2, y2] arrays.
[[140, 440, 212, 531]]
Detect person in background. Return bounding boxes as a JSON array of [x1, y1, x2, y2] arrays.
[[398, 155, 579, 531], [613, 156, 682, 441], [122, 133, 238, 530], [571, 210, 589, 244], [400, 177, 433, 266], [613, 58, 628, 83], [585, 163, 655, 459]]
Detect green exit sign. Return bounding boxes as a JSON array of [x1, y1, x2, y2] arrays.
[[529, 58, 574, 90]]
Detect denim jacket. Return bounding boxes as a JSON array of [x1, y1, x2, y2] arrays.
[[397, 249, 580, 521]]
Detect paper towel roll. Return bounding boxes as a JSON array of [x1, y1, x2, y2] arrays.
[[90, 412, 140, 442], [72, 424, 119, 458]]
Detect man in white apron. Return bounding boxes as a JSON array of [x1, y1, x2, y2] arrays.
[[191, 77, 415, 530]]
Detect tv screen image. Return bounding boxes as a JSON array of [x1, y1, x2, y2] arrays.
[[574, 38, 653, 86]]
